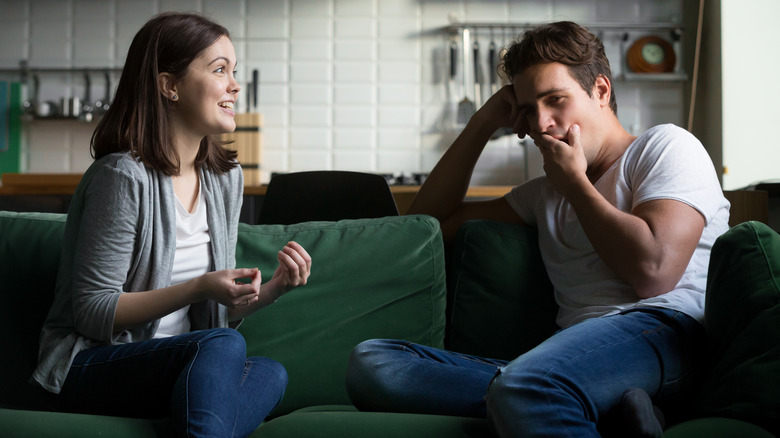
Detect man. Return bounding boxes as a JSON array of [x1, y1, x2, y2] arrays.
[[345, 21, 730, 437]]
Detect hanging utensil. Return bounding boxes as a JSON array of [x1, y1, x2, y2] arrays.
[[93, 70, 111, 116], [473, 35, 481, 108], [79, 72, 93, 122], [489, 29, 498, 95], [245, 76, 252, 113], [437, 36, 459, 132], [252, 69, 259, 112], [457, 28, 476, 124]]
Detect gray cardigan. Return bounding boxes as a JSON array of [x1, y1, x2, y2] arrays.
[[32, 152, 244, 393]]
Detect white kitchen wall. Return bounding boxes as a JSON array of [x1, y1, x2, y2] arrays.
[[0, 0, 685, 186]]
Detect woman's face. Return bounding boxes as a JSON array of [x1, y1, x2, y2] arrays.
[[172, 35, 241, 141]]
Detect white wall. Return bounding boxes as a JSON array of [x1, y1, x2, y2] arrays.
[[0, 0, 687, 186], [720, 0, 780, 189]]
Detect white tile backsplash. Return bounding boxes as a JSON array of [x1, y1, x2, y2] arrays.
[[289, 128, 332, 149], [247, 0, 288, 17], [290, 40, 331, 61], [334, 41, 375, 61], [7, 0, 686, 185], [333, 149, 374, 171], [334, 62, 376, 83], [246, 18, 289, 39], [290, 0, 332, 17], [334, 128, 375, 149], [334, 107, 375, 127], [335, 0, 377, 17], [290, 107, 332, 127], [334, 85, 375, 105], [291, 18, 332, 38], [334, 18, 376, 38], [290, 84, 331, 105], [290, 62, 332, 82]]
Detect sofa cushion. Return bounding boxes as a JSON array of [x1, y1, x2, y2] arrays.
[[0, 211, 67, 409], [663, 417, 774, 438], [0, 408, 174, 438], [696, 221, 780, 434], [252, 405, 493, 438], [446, 220, 558, 360], [235, 215, 447, 416]]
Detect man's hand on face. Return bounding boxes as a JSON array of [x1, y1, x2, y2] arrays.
[[531, 124, 589, 198]]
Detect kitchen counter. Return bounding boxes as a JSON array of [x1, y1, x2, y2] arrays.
[[0, 173, 513, 215]]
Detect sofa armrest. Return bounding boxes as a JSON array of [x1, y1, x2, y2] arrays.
[[445, 220, 558, 360], [695, 221, 780, 435]]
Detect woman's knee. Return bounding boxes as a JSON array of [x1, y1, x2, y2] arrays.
[[197, 328, 247, 360], [247, 356, 288, 397]]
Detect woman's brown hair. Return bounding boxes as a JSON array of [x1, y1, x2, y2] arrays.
[[90, 12, 238, 175], [499, 21, 618, 115]]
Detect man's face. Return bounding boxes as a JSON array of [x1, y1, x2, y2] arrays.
[[512, 62, 605, 157]]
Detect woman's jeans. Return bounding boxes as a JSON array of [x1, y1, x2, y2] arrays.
[[50, 328, 287, 438], [346, 307, 705, 437]]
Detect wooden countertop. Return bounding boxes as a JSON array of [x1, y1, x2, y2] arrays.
[[1, 173, 769, 226], [0, 173, 512, 200]]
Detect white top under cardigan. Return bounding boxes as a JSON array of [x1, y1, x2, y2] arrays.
[[155, 180, 212, 338], [32, 152, 244, 394]]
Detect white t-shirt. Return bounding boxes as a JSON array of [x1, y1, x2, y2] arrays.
[[505, 124, 730, 328], [155, 183, 212, 338]]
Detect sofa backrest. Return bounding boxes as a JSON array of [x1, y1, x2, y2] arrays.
[[445, 220, 558, 360], [0, 211, 67, 409]]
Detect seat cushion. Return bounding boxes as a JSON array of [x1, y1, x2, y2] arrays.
[[235, 215, 447, 415], [252, 405, 494, 438], [446, 220, 558, 360], [663, 417, 774, 438], [0, 408, 174, 438], [696, 221, 780, 434]]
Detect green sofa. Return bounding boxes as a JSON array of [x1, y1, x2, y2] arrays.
[[0, 211, 777, 437]]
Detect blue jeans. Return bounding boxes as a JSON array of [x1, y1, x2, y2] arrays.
[[346, 307, 705, 437], [50, 328, 287, 438]]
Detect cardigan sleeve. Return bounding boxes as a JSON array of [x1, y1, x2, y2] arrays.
[[69, 163, 145, 342]]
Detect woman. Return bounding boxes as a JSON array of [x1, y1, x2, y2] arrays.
[[31, 12, 312, 437]]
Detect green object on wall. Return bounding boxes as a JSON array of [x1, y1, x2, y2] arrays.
[[0, 81, 22, 175]]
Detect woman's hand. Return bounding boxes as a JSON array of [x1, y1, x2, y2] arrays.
[[226, 242, 312, 322], [266, 241, 312, 299], [195, 268, 262, 308]]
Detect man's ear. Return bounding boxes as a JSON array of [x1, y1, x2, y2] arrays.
[[158, 72, 178, 101], [593, 74, 611, 107]]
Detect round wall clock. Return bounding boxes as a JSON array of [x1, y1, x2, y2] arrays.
[[626, 36, 676, 73]]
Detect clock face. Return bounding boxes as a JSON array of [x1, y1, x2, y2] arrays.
[[641, 43, 665, 64]]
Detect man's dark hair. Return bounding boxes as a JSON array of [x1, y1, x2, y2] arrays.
[[499, 21, 617, 115]]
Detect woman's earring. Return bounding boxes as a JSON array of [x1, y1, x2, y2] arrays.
[[172, 94, 178, 101]]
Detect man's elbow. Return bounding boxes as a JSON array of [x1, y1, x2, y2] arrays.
[[630, 266, 683, 299]]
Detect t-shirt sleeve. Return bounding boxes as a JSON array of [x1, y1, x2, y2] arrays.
[[504, 176, 549, 226], [626, 124, 724, 223]]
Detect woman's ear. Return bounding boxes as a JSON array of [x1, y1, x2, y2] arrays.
[[593, 74, 611, 107], [158, 72, 178, 102]]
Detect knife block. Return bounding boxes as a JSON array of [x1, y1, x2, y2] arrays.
[[220, 113, 262, 186]]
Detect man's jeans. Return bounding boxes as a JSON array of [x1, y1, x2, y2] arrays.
[[51, 328, 287, 438], [346, 307, 705, 437]]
